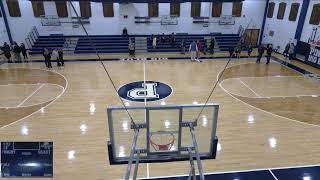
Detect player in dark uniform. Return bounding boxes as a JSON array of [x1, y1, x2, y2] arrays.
[[266, 44, 273, 64], [256, 45, 265, 63]]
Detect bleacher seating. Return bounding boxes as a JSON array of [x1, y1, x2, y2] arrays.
[[75, 35, 132, 54], [29, 34, 240, 55], [29, 34, 65, 55]]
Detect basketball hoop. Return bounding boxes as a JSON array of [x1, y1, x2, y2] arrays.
[[219, 15, 235, 25], [40, 15, 61, 26], [150, 132, 175, 151], [161, 15, 178, 26]]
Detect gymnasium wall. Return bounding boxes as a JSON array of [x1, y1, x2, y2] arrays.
[[0, 18, 8, 44], [0, 0, 266, 44], [262, 0, 320, 53], [262, 0, 303, 52], [300, 0, 320, 43]]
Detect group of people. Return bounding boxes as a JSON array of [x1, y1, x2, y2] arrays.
[[188, 39, 215, 62], [0, 42, 28, 63], [228, 43, 274, 64], [256, 44, 274, 64], [185, 38, 215, 55], [42, 48, 64, 69], [228, 44, 253, 59], [151, 33, 176, 49]]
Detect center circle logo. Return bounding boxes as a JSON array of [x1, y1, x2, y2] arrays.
[[118, 81, 172, 102]]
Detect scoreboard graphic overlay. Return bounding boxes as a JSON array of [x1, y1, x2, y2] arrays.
[[0, 142, 53, 178]]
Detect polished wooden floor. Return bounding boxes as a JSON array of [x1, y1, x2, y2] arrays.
[[0, 54, 320, 180]]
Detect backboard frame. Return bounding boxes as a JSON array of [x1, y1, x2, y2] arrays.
[[219, 15, 235, 25], [107, 103, 219, 165]]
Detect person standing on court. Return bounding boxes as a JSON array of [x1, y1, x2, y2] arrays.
[[228, 46, 234, 58], [266, 44, 273, 64], [43, 48, 52, 68], [52, 48, 59, 66], [283, 42, 290, 59], [58, 48, 64, 66], [196, 40, 203, 61], [1, 42, 12, 63], [256, 45, 265, 63], [13, 42, 22, 62], [180, 39, 185, 54], [235, 46, 241, 59], [247, 44, 253, 57], [20, 43, 28, 62], [189, 40, 199, 62], [128, 39, 135, 57], [288, 43, 295, 60]]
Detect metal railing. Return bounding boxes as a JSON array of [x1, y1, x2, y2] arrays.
[[25, 26, 39, 49], [237, 20, 252, 48]]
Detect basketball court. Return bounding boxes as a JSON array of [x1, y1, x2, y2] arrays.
[[0, 0, 320, 179], [0, 55, 319, 179]]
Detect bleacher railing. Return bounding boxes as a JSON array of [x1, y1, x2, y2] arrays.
[[25, 26, 39, 49], [237, 20, 252, 47]]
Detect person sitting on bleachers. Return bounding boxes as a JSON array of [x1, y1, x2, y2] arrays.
[[165, 34, 170, 43], [161, 33, 166, 43], [210, 38, 215, 55], [170, 32, 175, 47]]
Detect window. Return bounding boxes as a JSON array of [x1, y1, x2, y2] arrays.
[[212, 2, 222, 17], [267, 2, 275, 18], [232, 2, 242, 17], [148, 3, 159, 17], [6, 0, 21, 17], [103, 2, 114, 17], [277, 2, 286, 20], [55, 1, 68, 17], [32, 1, 45, 17], [80, 1, 91, 17], [170, 2, 180, 16], [309, 4, 320, 25], [289, 3, 300, 21], [191, 2, 201, 17]]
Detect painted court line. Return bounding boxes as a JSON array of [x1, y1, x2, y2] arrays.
[[221, 78, 320, 99], [135, 163, 320, 180], [143, 59, 150, 178], [17, 84, 45, 107], [269, 169, 279, 180], [0, 68, 68, 129], [238, 78, 262, 97], [218, 62, 320, 128]]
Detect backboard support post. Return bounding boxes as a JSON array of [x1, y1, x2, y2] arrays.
[[124, 129, 140, 180], [189, 123, 205, 180]]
